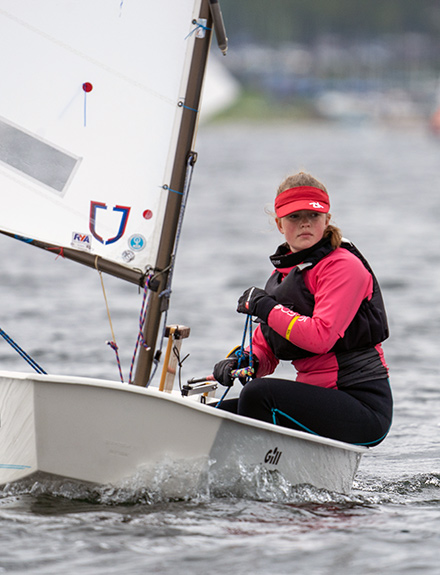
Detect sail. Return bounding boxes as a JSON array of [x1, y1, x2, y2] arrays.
[[0, 0, 207, 283]]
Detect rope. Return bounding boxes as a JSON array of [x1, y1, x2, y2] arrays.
[[172, 345, 189, 392], [98, 270, 117, 344], [216, 316, 254, 408], [271, 408, 319, 436], [215, 386, 231, 407], [230, 315, 254, 381], [178, 101, 199, 114], [92, 155, 196, 387], [271, 408, 390, 446], [352, 430, 390, 446], [128, 278, 153, 384], [163, 185, 183, 196], [0, 328, 47, 374], [98, 268, 125, 383], [185, 19, 211, 40], [106, 340, 124, 383]]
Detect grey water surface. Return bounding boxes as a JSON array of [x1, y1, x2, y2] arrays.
[[0, 121, 439, 574]]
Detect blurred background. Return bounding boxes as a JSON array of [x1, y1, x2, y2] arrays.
[[206, 0, 440, 130]]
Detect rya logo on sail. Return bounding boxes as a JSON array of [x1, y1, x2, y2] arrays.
[[71, 232, 92, 251]]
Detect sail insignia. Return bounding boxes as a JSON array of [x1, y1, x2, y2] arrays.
[[89, 202, 131, 246], [0, 1, 205, 278]]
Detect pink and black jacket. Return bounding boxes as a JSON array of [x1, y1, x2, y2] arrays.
[[252, 238, 389, 389]]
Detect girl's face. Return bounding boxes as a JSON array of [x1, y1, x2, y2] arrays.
[[276, 210, 330, 253]]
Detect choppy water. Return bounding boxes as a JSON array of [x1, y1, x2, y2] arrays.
[[0, 121, 439, 574]]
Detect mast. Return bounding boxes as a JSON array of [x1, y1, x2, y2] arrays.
[[133, 0, 218, 385]]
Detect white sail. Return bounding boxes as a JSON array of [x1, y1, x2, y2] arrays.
[[0, 0, 204, 276]]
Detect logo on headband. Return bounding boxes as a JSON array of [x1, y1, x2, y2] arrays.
[[309, 202, 325, 209]]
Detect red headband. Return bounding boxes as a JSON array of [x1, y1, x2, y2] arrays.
[[275, 186, 330, 217]]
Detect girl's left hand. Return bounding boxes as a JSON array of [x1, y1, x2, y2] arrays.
[[237, 287, 277, 322]]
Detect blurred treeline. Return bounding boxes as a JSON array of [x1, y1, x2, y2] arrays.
[[219, 0, 440, 45]]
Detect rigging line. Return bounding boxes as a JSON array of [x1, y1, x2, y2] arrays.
[[97, 265, 125, 383], [271, 408, 390, 447], [0, 328, 46, 374], [230, 315, 254, 381], [145, 308, 169, 388], [271, 408, 320, 436], [163, 185, 183, 196], [217, 317, 253, 408], [353, 428, 391, 446], [145, 153, 197, 388], [128, 280, 152, 384], [172, 345, 190, 393], [214, 386, 231, 408], [107, 340, 124, 383], [97, 265, 117, 345], [178, 101, 199, 114], [248, 316, 254, 367], [185, 19, 212, 40], [47, 246, 65, 259], [237, 316, 249, 366], [163, 152, 197, 293]]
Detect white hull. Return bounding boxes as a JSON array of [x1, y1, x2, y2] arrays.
[[0, 371, 365, 496]]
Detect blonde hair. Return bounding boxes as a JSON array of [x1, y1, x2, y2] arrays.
[[277, 171, 342, 249]]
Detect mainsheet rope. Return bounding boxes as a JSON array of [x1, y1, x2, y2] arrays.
[[215, 315, 254, 408], [231, 314, 254, 380], [97, 267, 125, 383]]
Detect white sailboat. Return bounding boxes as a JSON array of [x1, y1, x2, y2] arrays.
[[0, 0, 365, 496]]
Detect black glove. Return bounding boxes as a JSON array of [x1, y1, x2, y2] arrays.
[[213, 357, 238, 387], [237, 287, 277, 323], [213, 348, 259, 386]]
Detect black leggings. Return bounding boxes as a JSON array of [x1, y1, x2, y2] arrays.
[[217, 377, 393, 446]]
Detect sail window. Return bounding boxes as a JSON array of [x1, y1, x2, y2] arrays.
[[0, 118, 79, 195]]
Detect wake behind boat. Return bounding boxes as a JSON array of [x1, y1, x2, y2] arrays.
[[0, 0, 365, 496]]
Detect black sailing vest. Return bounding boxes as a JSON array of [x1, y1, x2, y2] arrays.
[[260, 239, 389, 361]]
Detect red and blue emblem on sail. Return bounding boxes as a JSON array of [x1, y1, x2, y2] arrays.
[[89, 201, 131, 245]]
